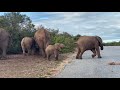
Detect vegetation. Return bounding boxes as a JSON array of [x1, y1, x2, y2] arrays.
[[1, 12, 118, 54], [0, 12, 79, 54], [0, 12, 36, 54], [104, 41, 120, 46]]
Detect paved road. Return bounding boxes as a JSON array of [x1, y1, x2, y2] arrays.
[[54, 46, 120, 78]]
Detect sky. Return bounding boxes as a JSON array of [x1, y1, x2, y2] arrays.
[[0, 12, 120, 43]]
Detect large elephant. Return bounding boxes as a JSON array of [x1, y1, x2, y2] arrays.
[[75, 36, 103, 59], [45, 43, 65, 60], [0, 28, 11, 59], [34, 28, 51, 58], [21, 37, 36, 55]]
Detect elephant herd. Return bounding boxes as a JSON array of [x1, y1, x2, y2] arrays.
[[21, 28, 65, 60], [0, 28, 104, 60]]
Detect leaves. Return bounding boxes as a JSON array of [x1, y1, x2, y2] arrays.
[[0, 12, 35, 54], [0, 12, 80, 54]]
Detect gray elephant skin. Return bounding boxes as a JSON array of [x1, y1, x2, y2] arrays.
[[21, 37, 36, 56], [0, 28, 11, 59], [45, 43, 65, 60], [75, 36, 104, 59], [34, 28, 51, 58]]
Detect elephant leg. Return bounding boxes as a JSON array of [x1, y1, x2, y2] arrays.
[[79, 49, 85, 59], [91, 49, 96, 58], [96, 47, 102, 58], [41, 48, 46, 58], [28, 49, 31, 55], [55, 54, 58, 60], [76, 48, 81, 59], [38, 41, 46, 58], [54, 50, 59, 60], [31, 49, 35, 55], [1, 47, 7, 60], [47, 54, 51, 61], [21, 46, 26, 56]]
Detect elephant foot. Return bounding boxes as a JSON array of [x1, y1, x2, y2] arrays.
[[44, 56, 46, 58], [55, 57, 58, 60], [47, 57, 50, 61], [43, 55, 47, 58], [98, 56, 102, 58], [27, 53, 31, 56], [76, 56, 79, 59], [92, 54, 96, 58], [23, 53, 27, 56], [48, 59, 51, 61], [80, 57, 82, 59], [0, 57, 7, 60]]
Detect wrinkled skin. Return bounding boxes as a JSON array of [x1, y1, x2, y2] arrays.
[[0, 28, 10, 60], [45, 43, 65, 60], [21, 37, 36, 56], [34, 28, 51, 58], [75, 36, 103, 59]]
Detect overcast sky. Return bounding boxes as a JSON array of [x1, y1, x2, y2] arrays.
[[0, 12, 120, 43]]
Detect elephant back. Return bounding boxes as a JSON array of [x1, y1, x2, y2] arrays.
[[34, 28, 51, 49]]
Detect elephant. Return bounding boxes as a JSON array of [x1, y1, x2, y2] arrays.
[[21, 37, 36, 56], [75, 36, 103, 59], [45, 43, 65, 60], [34, 28, 51, 58], [0, 28, 11, 59]]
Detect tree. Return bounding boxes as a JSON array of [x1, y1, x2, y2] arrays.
[[74, 34, 81, 41], [0, 12, 35, 54]]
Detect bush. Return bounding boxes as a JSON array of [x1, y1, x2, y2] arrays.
[[0, 12, 78, 54], [104, 41, 120, 46], [50, 31, 76, 53]]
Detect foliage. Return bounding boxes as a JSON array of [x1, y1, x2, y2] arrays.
[[0, 12, 81, 54], [0, 12, 36, 54], [49, 29, 78, 53], [104, 41, 120, 46]]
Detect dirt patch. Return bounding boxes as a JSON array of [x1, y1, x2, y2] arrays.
[[0, 53, 73, 78], [108, 62, 120, 65]]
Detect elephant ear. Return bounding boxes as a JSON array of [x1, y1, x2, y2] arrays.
[[55, 44, 61, 51], [60, 44, 65, 48], [95, 36, 103, 50]]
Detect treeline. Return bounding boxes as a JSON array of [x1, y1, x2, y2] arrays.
[[0, 12, 36, 54], [104, 42, 120, 46], [0, 12, 80, 54]]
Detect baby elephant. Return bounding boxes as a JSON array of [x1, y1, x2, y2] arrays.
[[45, 43, 65, 60], [21, 37, 36, 56]]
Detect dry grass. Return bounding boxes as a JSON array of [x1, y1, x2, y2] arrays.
[[0, 53, 72, 78]]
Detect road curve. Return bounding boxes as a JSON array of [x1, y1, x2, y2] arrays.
[[54, 46, 120, 78]]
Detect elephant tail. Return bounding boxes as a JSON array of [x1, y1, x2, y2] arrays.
[[95, 36, 103, 50]]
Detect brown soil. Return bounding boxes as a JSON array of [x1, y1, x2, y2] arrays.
[[0, 53, 72, 78], [108, 62, 120, 65]]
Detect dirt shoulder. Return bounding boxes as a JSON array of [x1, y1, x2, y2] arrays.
[[0, 53, 74, 78]]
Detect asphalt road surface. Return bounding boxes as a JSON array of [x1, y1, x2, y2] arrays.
[[54, 46, 120, 78]]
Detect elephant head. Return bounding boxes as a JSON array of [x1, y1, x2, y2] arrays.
[[54, 43, 65, 51], [95, 36, 103, 50]]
